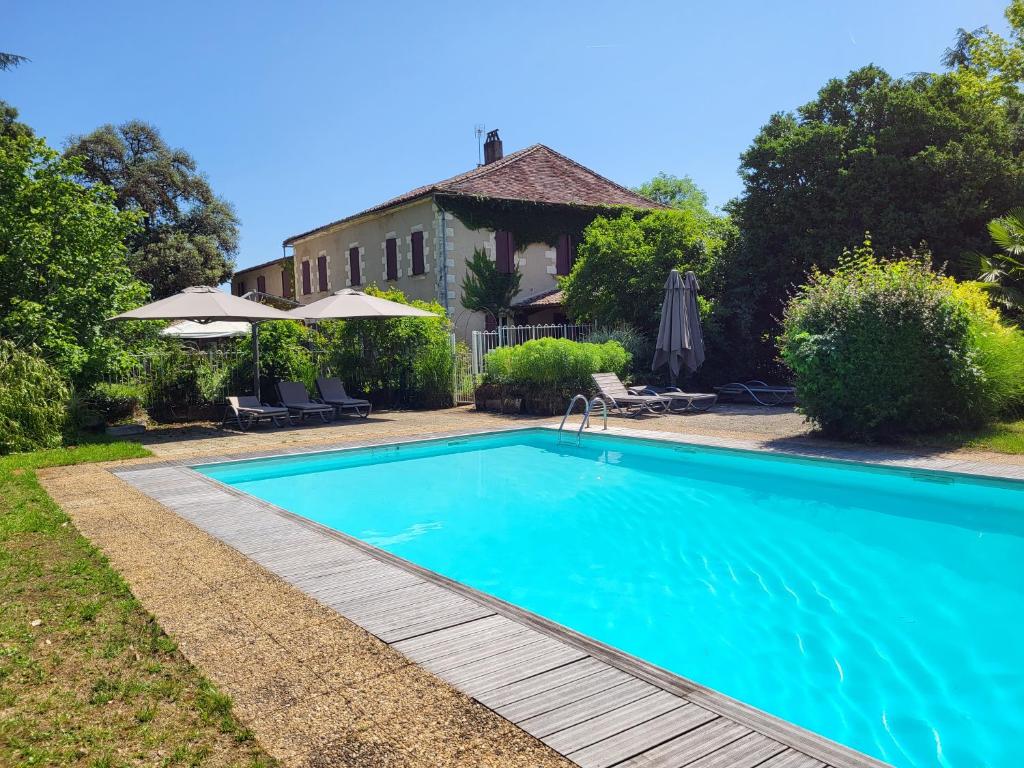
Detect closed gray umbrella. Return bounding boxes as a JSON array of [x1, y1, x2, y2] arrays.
[[109, 286, 295, 401], [652, 269, 705, 385]]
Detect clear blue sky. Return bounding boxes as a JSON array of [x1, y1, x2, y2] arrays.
[[5, 0, 1011, 271]]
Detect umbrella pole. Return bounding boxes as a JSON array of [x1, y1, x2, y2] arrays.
[[252, 321, 261, 401]]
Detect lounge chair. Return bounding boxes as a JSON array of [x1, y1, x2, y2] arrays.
[[714, 380, 796, 406], [635, 385, 717, 413], [222, 396, 291, 430], [276, 381, 335, 423], [316, 378, 372, 418], [591, 373, 671, 417]]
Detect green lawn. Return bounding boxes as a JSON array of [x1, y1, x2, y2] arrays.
[[916, 418, 1024, 455], [0, 440, 276, 767]]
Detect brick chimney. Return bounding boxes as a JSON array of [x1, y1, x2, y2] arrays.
[[483, 129, 503, 164]]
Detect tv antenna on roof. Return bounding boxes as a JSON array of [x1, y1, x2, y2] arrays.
[[474, 124, 486, 167]]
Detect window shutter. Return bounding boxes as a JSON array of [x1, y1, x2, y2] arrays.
[[256, 275, 266, 293], [236, 280, 245, 296], [349, 247, 361, 285], [411, 231, 425, 275], [386, 237, 398, 280], [556, 234, 574, 275], [495, 230, 513, 273], [301, 261, 311, 294], [317, 254, 329, 291]]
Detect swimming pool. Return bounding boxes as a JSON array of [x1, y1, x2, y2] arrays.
[[198, 429, 1024, 768]]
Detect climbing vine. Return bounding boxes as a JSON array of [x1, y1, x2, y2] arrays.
[[435, 193, 637, 251]]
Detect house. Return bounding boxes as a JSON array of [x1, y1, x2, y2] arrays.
[[230, 255, 295, 300], [240, 132, 661, 336]]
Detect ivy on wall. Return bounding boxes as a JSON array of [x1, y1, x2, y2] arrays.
[[435, 193, 638, 251]]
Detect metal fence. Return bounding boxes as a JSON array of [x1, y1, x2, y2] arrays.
[[469, 323, 593, 375]]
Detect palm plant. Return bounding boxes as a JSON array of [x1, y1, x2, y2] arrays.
[[971, 208, 1024, 317], [460, 248, 522, 324]]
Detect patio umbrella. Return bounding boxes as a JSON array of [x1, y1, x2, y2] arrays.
[[287, 288, 437, 320], [109, 285, 295, 400], [651, 269, 705, 385]]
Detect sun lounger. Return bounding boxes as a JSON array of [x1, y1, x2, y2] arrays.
[[316, 377, 372, 418], [276, 381, 335, 423], [635, 385, 717, 413], [714, 380, 796, 406], [222, 395, 291, 430], [591, 373, 671, 417]]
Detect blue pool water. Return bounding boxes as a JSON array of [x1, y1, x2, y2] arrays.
[[198, 429, 1024, 768]]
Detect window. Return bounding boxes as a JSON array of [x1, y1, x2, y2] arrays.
[[555, 234, 574, 276], [495, 230, 514, 273], [349, 247, 361, 285], [317, 254, 328, 292], [301, 261, 311, 294], [256, 274, 266, 294], [411, 231, 425, 275], [386, 237, 398, 280], [235, 280, 245, 296], [282, 266, 294, 298]]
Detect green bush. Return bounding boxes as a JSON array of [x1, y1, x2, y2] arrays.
[[0, 340, 71, 453], [585, 325, 652, 379], [87, 382, 147, 424], [780, 247, 1024, 440], [481, 338, 630, 414], [313, 287, 454, 409], [230, 321, 317, 397]]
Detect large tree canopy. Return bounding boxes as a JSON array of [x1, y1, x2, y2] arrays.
[[633, 173, 711, 218], [64, 121, 238, 298], [0, 134, 148, 386], [562, 209, 733, 333], [714, 60, 1024, 376]]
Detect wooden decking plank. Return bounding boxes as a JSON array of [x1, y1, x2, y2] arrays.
[[352, 590, 482, 629], [419, 629, 544, 674], [376, 603, 496, 643], [435, 636, 567, 687], [392, 615, 522, 658], [454, 645, 587, 697], [542, 691, 686, 754], [568, 704, 719, 768], [616, 717, 748, 768], [679, 731, 788, 768], [476, 657, 612, 710], [496, 665, 636, 723], [755, 748, 828, 768], [518, 678, 658, 738]]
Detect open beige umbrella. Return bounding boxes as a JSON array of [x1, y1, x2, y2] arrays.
[[110, 286, 295, 400], [287, 288, 437, 320]]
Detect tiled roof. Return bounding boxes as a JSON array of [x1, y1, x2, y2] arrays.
[[512, 288, 563, 309], [283, 144, 662, 245], [233, 256, 290, 277]]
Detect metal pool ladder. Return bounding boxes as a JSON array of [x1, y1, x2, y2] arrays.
[[557, 395, 608, 446]]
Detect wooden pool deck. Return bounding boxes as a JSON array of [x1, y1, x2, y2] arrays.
[[110, 422, 1023, 768]]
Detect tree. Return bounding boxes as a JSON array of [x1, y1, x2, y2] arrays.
[[633, 173, 711, 218], [64, 121, 238, 298], [716, 62, 1024, 376], [460, 248, 522, 322], [0, 100, 32, 140], [562, 209, 732, 332], [0, 53, 28, 71], [0, 133, 148, 387]]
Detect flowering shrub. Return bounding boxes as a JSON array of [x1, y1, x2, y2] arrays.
[[780, 247, 1024, 440]]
